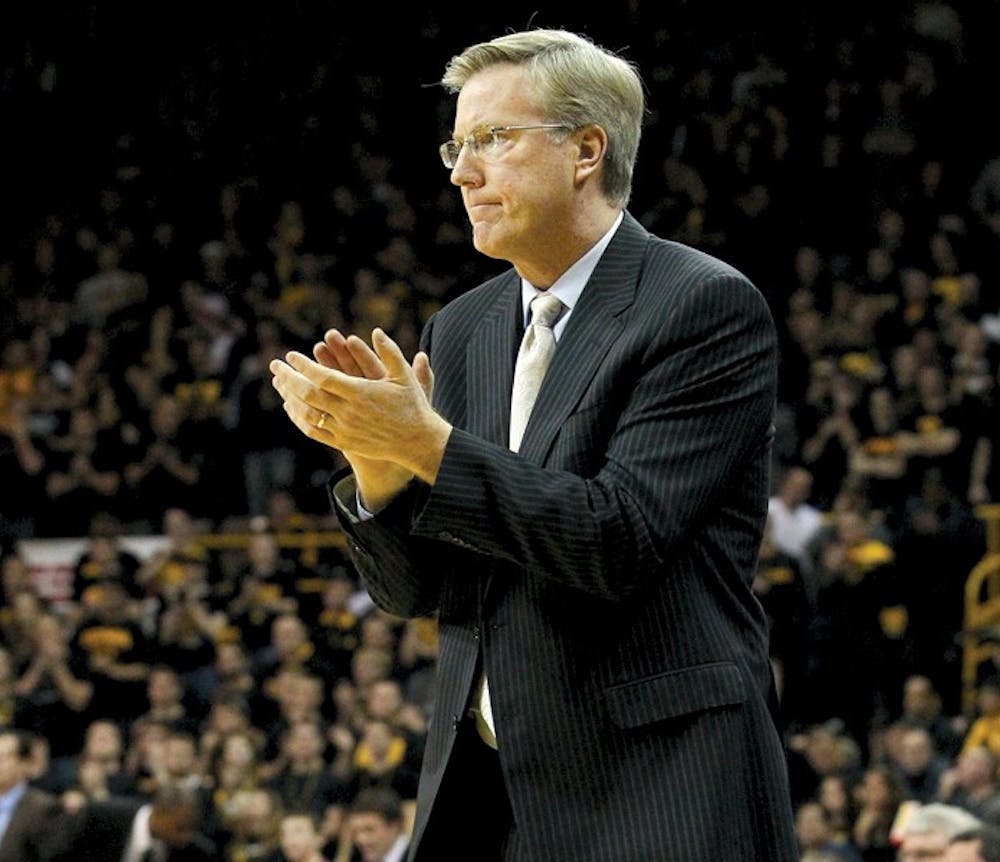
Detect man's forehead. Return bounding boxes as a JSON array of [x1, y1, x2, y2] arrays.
[[454, 66, 537, 129]]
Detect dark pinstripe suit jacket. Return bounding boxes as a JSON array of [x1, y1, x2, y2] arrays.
[[334, 213, 798, 861]]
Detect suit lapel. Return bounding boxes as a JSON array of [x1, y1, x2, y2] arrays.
[[517, 214, 647, 463], [0, 790, 28, 854], [466, 272, 522, 446]]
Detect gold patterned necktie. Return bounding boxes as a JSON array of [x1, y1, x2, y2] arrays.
[[474, 291, 565, 750], [508, 292, 565, 452]]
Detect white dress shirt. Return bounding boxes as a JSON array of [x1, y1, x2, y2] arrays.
[[122, 804, 167, 862], [382, 833, 409, 862]]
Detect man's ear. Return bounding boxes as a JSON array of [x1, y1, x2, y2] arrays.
[[574, 124, 608, 185]]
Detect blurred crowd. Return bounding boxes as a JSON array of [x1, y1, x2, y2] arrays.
[[2, 2, 1000, 859]]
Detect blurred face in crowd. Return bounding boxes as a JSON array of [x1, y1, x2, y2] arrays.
[[899, 830, 950, 861], [944, 838, 986, 862], [0, 734, 27, 794], [349, 810, 402, 862], [897, 729, 935, 776], [279, 813, 324, 861], [903, 676, 939, 720]]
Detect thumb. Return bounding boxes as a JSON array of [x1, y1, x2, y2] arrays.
[[413, 352, 434, 401]]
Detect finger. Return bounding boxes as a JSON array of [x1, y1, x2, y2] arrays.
[[275, 352, 360, 398], [314, 342, 341, 371], [413, 351, 434, 400], [270, 358, 343, 423], [270, 358, 311, 403], [317, 330, 364, 378], [280, 398, 340, 449], [345, 334, 387, 381]]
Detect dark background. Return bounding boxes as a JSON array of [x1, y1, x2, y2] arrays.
[[4, 1, 996, 294]]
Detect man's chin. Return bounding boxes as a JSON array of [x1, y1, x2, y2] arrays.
[[471, 224, 505, 259]]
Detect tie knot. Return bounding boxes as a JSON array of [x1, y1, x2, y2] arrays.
[[529, 292, 563, 329]]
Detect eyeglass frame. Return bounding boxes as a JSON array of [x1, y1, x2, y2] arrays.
[[439, 124, 575, 169]]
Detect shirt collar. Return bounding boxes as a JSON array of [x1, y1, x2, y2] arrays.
[[0, 783, 27, 812], [383, 834, 409, 862], [520, 210, 624, 323]]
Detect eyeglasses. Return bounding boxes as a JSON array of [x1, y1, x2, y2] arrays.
[[439, 124, 574, 169]]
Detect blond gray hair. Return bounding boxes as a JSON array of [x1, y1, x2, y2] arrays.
[[441, 29, 645, 207]]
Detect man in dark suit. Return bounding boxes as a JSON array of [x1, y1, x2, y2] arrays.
[[55, 783, 216, 862], [270, 27, 797, 862], [0, 729, 65, 862]]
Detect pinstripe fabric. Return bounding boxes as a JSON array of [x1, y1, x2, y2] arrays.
[[332, 213, 798, 861]]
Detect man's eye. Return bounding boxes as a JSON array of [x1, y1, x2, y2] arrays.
[[472, 130, 496, 150]]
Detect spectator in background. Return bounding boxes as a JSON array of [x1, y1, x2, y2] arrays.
[[946, 824, 1000, 862], [0, 647, 19, 731], [896, 803, 982, 862], [39, 404, 123, 537], [767, 465, 826, 591], [810, 506, 907, 745], [787, 721, 863, 810], [59, 751, 116, 813], [255, 615, 336, 695], [896, 470, 982, 706], [896, 674, 966, 760], [346, 717, 420, 803], [963, 679, 1000, 760], [70, 578, 152, 722], [193, 641, 257, 719], [392, 619, 437, 725], [42, 717, 135, 799], [362, 678, 427, 744], [313, 570, 362, 682], [232, 318, 298, 520], [346, 786, 409, 862], [266, 718, 350, 826], [0, 394, 45, 542], [55, 781, 216, 862], [132, 665, 199, 736], [891, 725, 951, 804], [800, 369, 863, 510], [795, 800, 863, 862], [939, 746, 1000, 826], [848, 385, 910, 530], [817, 773, 860, 851], [0, 562, 43, 670], [852, 764, 905, 862], [278, 809, 331, 862], [69, 513, 144, 622], [152, 557, 226, 686], [12, 611, 93, 766], [136, 507, 213, 600], [224, 534, 300, 657], [0, 728, 67, 861], [122, 394, 202, 529], [220, 786, 283, 862], [257, 670, 328, 769]]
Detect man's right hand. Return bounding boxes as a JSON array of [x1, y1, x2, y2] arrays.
[[313, 329, 434, 512]]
